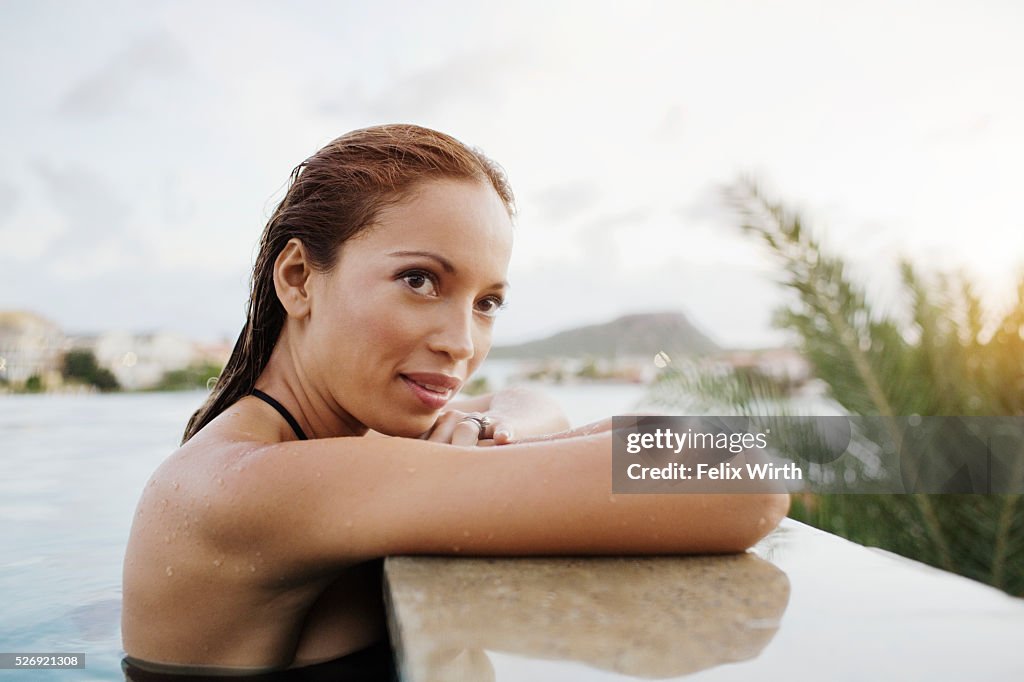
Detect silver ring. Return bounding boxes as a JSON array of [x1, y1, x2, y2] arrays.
[[459, 414, 492, 439]]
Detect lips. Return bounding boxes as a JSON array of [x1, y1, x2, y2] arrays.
[[400, 372, 461, 409]]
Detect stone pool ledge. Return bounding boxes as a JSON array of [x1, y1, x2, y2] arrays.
[[383, 518, 1024, 681]]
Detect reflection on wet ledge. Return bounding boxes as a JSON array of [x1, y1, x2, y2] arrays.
[[384, 552, 790, 681]]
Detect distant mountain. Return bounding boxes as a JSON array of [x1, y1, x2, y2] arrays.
[[489, 312, 719, 359]]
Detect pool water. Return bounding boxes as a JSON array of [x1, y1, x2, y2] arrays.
[[1, 392, 196, 680]]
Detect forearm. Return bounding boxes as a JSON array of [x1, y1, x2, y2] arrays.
[[380, 431, 789, 556]]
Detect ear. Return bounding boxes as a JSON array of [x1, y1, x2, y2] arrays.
[[273, 238, 314, 318]]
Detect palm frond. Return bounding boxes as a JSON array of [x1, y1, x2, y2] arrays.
[[657, 179, 1024, 595]]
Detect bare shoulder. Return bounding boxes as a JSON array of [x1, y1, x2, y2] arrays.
[[126, 399, 295, 561], [122, 403, 348, 664]]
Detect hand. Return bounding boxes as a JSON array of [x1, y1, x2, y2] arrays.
[[422, 409, 515, 446]]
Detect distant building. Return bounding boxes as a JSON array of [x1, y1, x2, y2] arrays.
[[193, 339, 233, 367], [85, 330, 200, 390], [0, 311, 67, 385], [711, 348, 813, 386]]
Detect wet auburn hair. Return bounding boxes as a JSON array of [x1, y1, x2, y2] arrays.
[[183, 124, 515, 442]]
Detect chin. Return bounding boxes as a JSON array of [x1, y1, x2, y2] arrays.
[[376, 415, 437, 440]]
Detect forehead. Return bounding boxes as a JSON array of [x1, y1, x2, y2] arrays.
[[348, 179, 514, 276]]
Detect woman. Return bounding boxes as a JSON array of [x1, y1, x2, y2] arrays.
[[121, 124, 789, 677]]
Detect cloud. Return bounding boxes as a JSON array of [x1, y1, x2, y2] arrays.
[[676, 183, 734, 226], [319, 46, 532, 120], [0, 180, 20, 227], [584, 208, 650, 234], [33, 161, 130, 240], [573, 208, 654, 272], [922, 113, 995, 146], [29, 160, 158, 275], [529, 181, 604, 224], [56, 29, 191, 118], [653, 104, 687, 141]]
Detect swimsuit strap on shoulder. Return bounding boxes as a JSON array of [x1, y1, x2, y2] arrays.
[[251, 389, 309, 441]]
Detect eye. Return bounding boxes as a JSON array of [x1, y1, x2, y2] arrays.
[[400, 270, 439, 297], [475, 295, 506, 317]]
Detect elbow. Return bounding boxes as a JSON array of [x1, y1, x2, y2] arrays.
[[718, 492, 790, 553]]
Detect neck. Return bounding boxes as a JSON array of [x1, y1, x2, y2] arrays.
[[254, 327, 368, 440]]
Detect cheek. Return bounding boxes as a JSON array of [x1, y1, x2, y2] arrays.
[[337, 291, 421, 357], [469, 325, 494, 369]]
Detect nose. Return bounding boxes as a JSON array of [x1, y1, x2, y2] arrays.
[[427, 303, 476, 363]]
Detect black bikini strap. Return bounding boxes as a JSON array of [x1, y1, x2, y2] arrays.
[[251, 389, 309, 441]]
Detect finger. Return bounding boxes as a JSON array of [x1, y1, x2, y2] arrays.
[[425, 411, 464, 443], [451, 419, 482, 446], [491, 422, 515, 445]]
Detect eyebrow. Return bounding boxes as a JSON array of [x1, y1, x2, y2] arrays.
[[388, 250, 510, 290]]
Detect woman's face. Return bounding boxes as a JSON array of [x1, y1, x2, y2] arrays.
[[304, 178, 514, 437]]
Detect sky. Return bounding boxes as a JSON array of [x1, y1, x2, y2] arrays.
[[1, 0, 1022, 349]]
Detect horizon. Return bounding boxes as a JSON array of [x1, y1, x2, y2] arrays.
[[4, 306, 761, 352]]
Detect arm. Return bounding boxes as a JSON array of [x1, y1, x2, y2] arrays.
[[207, 430, 790, 568]]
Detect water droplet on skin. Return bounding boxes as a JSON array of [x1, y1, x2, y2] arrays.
[[249, 565, 256, 573], [216, 477, 224, 487], [172, 481, 180, 491], [452, 546, 461, 553], [165, 566, 174, 576], [758, 517, 767, 526], [213, 559, 223, 567], [255, 551, 262, 558]]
